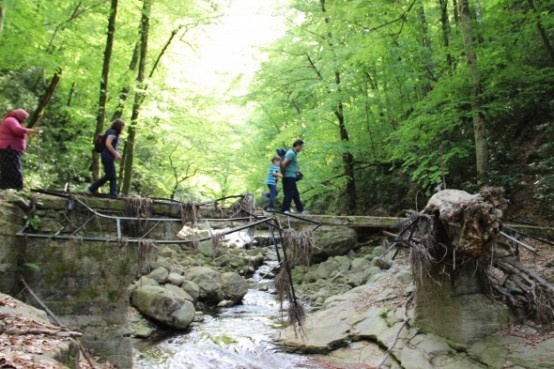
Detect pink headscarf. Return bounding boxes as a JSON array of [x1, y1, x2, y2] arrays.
[[3, 109, 29, 123]]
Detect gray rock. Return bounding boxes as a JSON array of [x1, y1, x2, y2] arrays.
[[128, 276, 159, 294], [165, 284, 194, 302], [170, 267, 185, 275], [186, 266, 224, 303], [167, 272, 186, 286], [351, 257, 371, 274], [372, 246, 385, 257], [371, 257, 392, 270], [128, 307, 156, 338], [221, 272, 248, 303], [334, 256, 352, 272], [131, 285, 195, 329], [312, 226, 358, 261], [217, 299, 234, 307], [51, 340, 79, 369], [147, 266, 169, 283], [317, 260, 339, 279], [181, 280, 200, 301], [158, 246, 176, 258], [198, 240, 219, 258]]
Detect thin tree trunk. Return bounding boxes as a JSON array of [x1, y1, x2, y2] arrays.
[[526, 0, 554, 63], [439, 0, 453, 70], [417, 5, 433, 97], [452, 0, 460, 25], [0, 6, 6, 32], [320, 0, 357, 213], [112, 42, 139, 121], [459, 0, 488, 182], [27, 69, 62, 128], [93, 0, 118, 181], [121, 0, 152, 195], [67, 82, 77, 107]]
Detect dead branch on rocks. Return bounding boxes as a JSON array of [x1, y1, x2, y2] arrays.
[[376, 293, 414, 369], [3, 327, 82, 337]]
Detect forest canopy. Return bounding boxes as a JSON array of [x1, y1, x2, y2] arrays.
[[0, 0, 553, 220]]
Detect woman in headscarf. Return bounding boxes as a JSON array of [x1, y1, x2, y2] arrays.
[[0, 109, 40, 190]]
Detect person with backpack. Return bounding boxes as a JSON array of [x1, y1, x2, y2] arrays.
[[88, 119, 125, 197], [0, 109, 41, 190], [280, 139, 307, 214], [265, 156, 283, 211]]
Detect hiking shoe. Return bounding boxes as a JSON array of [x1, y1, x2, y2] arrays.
[[266, 207, 275, 212], [283, 210, 292, 214], [298, 210, 310, 215]]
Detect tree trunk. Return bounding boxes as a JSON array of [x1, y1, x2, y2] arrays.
[[526, 0, 554, 63], [334, 72, 357, 214], [320, 0, 357, 213], [438, 0, 454, 70], [67, 82, 77, 107], [0, 6, 6, 32], [452, 0, 460, 25], [27, 69, 62, 128], [92, 0, 119, 181], [120, 0, 152, 195], [459, 0, 488, 182], [111, 42, 139, 121], [417, 5, 433, 97]]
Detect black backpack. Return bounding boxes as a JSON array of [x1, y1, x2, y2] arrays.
[[276, 148, 287, 160], [93, 133, 107, 153]]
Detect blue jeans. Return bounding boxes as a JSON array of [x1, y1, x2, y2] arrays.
[[90, 153, 117, 196], [267, 184, 278, 209], [281, 177, 303, 212]]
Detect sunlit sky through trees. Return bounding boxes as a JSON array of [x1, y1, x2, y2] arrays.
[[164, 0, 289, 124]]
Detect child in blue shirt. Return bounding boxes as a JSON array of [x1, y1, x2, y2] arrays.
[[266, 156, 283, 211]]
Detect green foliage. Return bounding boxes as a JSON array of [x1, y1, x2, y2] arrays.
[[0, 0, 552, 219], [23, 262, 41, 272]]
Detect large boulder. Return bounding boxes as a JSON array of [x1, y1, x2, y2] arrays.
[[147, 266, 169, 283], [181, 280, 200, 302], [185, 266, 224, 303], [131, 285, 195, 329], [312, 226, 358, 261], [183, 267, 248, 305], [167, 272, 186, 286], [221, 272, 248, 303]]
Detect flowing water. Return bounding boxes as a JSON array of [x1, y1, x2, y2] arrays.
[[133, 261, 320, 369]]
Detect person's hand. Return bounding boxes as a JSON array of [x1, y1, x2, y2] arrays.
[[28, 128, 41, 134], [115, 152, 123, 161]]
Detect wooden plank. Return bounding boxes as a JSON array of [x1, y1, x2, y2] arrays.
[[278, 214, 404, 229]]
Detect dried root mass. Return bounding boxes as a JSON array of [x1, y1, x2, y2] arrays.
[[395, 187, 554, 323]]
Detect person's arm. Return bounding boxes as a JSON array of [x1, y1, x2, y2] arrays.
[[280, 158, 289, 173], [105, 135, 122, 161], [5, 118, 38, 137]]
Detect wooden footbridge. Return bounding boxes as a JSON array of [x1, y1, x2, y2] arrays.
[[13, 189, 554, 245]]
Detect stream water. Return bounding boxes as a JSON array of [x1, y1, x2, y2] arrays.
[[133, 261, 320, 369]]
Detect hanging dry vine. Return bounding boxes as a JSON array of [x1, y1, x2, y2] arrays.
[[123, 196, 153, 237], [283, 228, 314, 266]]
